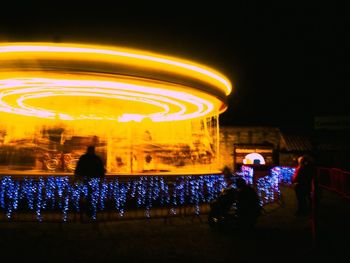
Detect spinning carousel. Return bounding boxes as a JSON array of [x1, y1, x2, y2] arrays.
[[0, 43, 231, 175]]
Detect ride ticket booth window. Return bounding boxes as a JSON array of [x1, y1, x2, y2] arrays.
[[233, 143, 274, 172]]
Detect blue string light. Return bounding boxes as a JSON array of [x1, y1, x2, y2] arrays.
[[23, 178, 35, 211], [0, 168, 292, 221], [271, 166, 295, 185], [171, 180, 177, 215], [36, 178, 44, 221], [240, 165, 254, 185]]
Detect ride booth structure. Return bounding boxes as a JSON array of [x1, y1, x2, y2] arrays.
[[231, 143, 294, 206]]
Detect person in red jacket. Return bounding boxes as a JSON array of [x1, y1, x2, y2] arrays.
[[292, 155, 315, 216]]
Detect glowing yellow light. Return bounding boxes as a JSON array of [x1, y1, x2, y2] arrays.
[[0, 43, 232, 95], [0, 43, 231, 175], [0, 77, 216, 122], [0, 43, 231, 122]]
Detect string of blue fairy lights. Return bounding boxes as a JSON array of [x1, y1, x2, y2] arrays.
[[0, 167, 294, 221]]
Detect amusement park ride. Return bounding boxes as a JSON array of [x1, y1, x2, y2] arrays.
[[0, 43, 232, 175]]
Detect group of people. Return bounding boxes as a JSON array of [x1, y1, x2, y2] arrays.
[[209, 154, 316, 231], [208, 170, 262, 230]]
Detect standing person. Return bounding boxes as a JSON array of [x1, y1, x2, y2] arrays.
[[75, 145, 105, 178], [75, 145, 105, 221], [292, 155, 315, 216]]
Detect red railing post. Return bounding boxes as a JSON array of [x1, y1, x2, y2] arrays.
[[311, 167, 320, 246], [344, 171, 350, 197]]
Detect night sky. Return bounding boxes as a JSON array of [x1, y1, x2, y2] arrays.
[[0, 2, 348, 133]]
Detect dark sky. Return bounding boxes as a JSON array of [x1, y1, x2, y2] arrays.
[[0, 2, 348, 133]]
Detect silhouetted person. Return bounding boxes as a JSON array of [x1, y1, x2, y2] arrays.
[[292, 155, 315, 216], [235, 177, 261, 229], [75, 146, 105, 221], [75, 146, 105, 178], [208, 177, 261, 230]]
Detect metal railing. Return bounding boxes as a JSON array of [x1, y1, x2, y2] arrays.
[[317, 167, 350, 200]]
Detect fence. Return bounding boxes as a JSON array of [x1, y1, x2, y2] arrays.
[[317, 167, 350, 200], [0, 175, 227, 222], [0, 166, 298, 222]]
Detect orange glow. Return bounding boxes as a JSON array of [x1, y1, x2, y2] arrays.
[[0, 43, 232, 122], [0, 43, 232, 95], [0, 43, 231, 175], [0, 76, 217, 122]]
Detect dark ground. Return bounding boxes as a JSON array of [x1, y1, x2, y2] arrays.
[[0, 186, 349, 263]]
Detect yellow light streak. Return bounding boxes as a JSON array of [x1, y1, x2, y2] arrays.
[[0, 43, 232, 95], [0, 77, 216, 122], [0, 43, 231, 123]]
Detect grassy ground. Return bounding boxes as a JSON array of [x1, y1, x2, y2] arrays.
[[0, 186, 349, 262]]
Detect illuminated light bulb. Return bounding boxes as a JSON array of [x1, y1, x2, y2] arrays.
[[243, 153, 266, 165]]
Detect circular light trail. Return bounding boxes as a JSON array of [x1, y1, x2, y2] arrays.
[[0, 77, 214, 122], [0, 43, 232, 122]]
